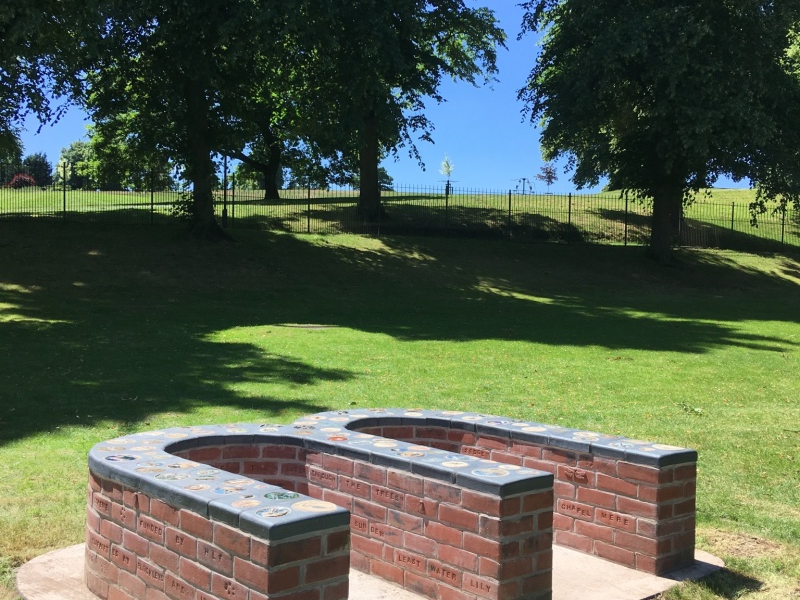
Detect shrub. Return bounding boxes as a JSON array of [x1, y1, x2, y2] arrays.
[[5, 173, 37, 189]]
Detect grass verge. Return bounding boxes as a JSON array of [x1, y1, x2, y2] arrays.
[[0, 221, 798, 599]]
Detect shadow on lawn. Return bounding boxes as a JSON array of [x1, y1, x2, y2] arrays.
[[0, 221, 798, 444]]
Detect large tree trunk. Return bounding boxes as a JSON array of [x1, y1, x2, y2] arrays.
[[649, 182, 683, 264], [358, 109, 381, 221], [262, 141, 282, 201]]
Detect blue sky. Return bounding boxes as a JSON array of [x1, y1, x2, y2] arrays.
[[18, 3, 743, 194]]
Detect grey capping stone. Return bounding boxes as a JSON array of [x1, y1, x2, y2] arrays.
[[239, 504, 350, 542]]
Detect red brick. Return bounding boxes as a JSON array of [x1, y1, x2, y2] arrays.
[[136, 557, 165, 590], [305, 554, 350, 583], [185, 447, 222, 462], [382, 426, 415, 439], [86, 571, 110, 598], [424, 480, 461, 504], [322, 454, 354, 476], [112, 502, 134, 528], [351, 534, 383, 558], [233, 556, 268, 589], [394, 549, 426, 573], [596, 474, 638, 497], [243, 461, 278, 477], [427, 560, 462, 588], [576, 487, 616, 509], [179, 557, 211, 591], [674, 498, 696, 516], [323, 488, 355, 509], [122, 529, 148, 557], [463, 573, 501, 599], [213, 522, 250, 557], [108, 587, 135, 600], [210, 573, 248, 599], [137, 514, 165, 543], [118, 570, 146, 598], [557, 497, 596, 521], [574, 520, 614, 542], [101, 519, 124, 545], [308, 466, 338, 489], [87, 550, 119, 583], [197, 540, 232, 575], [338, 475, 370, 498], [404, 571, 438, 599], [554, 530, 593, 553], [617, 462, 663, 485], [102, 480, 124, 502], [499, 555, 535, 579], [522, 490, 553, 513], [179, 510, 212, 541], [462, 446, 492, 459], [617, 497, 659, 519], [673, 464, 696, 481], [542, 448, 575, 465], [403, 531, 437, 555], [165, 528, 197, 559], [438, 544, 478, 571], [387, 509, 423, 533], [222, 445, 260, 459], [462, 490, 518, 517], [87, 529, 112, 560], [439, 504, 479, 530], [371, 560, 405, 586], [595, 508, 637, 532], [370, 485, 405, 509], [150, 500, 180, 526], [463, 533, 503, 561], [594, 541, 636, 568], [387, 471, 424, 496], [164, 573, 193, 600], [326, 529, 351, 555], [404, 494, 437, 518], [490, 450, 524, 466], [110, 545, 137, 573], [554, 480, 576, 499], [86, 506, 101, 533], [522, 458, 556, 474], [89, 473, 103, 492], [269, 537, 322, 567], [353, 499, 388, 522], [638, 484, 686, 503], [367, 521, 403, 544], [447, 430, 476, 445], [93, 494, 113, 518], [425, 521, 462, 546], [415, 427, 448, 440], [323, 579, 349, 600], [150, 545, 180, 575], [552, 513, 573, 532]]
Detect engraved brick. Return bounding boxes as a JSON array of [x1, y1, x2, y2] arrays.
[[87, 549, 119, 583], [368, 521, 402, 544], [137, 515, 165, 543], [87, 529, 112, 560], [404, 494, 437, 518], [110, 544, 137, 573], [136, 558, 165, 590], [371, 485, 405, 509], [462, 446, 492, 459], [211, 573, 248, 599], [197, 540, 233, 575], [427, 560, 462, 587], [595, 509, 637, 532], [164, 573, 193, 600], [93, 494, 113, 518], [213, 522, 250, 557], [309, 467, 338, 489], [166, 528, 197, 559], [463, 573, 498, 600], [339, 475, 370, 498], [394, 549, 426, 573], [112, 502, 133, 528]]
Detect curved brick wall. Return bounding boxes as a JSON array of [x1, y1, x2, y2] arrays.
[[86, 409, 697, 600]]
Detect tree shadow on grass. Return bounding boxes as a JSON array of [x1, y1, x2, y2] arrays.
[[677, 568, 764, 599], [0, 221, 798, 444]]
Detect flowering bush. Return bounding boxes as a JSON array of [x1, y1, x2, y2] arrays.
[[5, 173, 37, 189]]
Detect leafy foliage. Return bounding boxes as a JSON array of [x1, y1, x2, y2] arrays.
[[5, 173, 37, 189], [520, 0, 800, 261], [22, 153, 53, 187]]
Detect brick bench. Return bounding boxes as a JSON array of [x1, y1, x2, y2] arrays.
[[86, 409, 696, 600]]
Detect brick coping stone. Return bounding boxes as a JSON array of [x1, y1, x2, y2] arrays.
[[87, 408, 698, 600]]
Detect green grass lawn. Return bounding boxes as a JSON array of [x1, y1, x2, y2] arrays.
[[0, 221, 798, 599]]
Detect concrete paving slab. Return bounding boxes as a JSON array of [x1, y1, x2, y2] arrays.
[[17, 544, 723, 600]]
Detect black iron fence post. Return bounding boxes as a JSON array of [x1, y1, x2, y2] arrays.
[[231, 173, 235, 227], [222, 157, 228, 228], [568, 193, 573, 226], [507, 190, 512, 234], [307, 184, 311, 234], [624, 192, 629, 246], [781, 205, 787, 247], [150, 170, 155, 225], [730, 202, 736, 233], [62, 161, 68, 220]]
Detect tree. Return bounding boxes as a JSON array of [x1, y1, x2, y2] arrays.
[[536, 163, 557, 193], [519, 0, 800, 263], [22, 153, 53, 187], [351, 167, 394, 192], [55, 141, 94, 189], [318, 1, 506, 221]]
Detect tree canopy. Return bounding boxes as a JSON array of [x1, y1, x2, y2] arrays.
[[520, 0, 800, 262]]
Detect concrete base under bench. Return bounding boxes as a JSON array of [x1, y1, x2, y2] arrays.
[[17, 544, 724, 600]]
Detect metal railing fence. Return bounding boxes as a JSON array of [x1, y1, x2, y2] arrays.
[[1, 163, 797, 252]]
